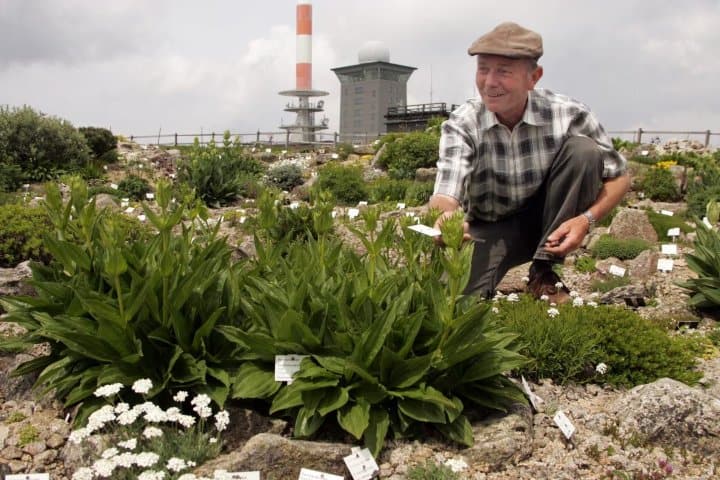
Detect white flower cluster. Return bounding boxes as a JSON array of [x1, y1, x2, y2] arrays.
[[547, 307, 560, 318], [595, 362, 609, 375], [69, 380, 230, 480], [506, 292, 520, 303]]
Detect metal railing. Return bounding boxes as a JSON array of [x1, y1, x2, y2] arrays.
[[607, 129, 718, 148]]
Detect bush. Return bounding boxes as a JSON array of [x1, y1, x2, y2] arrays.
[[591, 235, 651, 260], [0, 204, 53, 267], [645, 209, 694, 241], [334, 142, 355, 161], [589, 275, 631, 293], [496, 297, 701, 387], [407, 460, 460, 480], [266, 163, 305, 192], [79, 126, 116, 158], [687, 184, 720, 219], [314, 163, 368, 205], [405, 181, 435, 206], [0, 105, 91, 180], [178, 132, 264, 207], [679, 225, 720, 309], [369, 177, 410, 203], [118, 174, 151, 201], [377, 131, 440, 180], [574, 256, 596, 273], [639, 166, 681, 201], [0, 162, 24, 192]]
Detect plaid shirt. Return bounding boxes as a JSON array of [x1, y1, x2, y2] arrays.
[[433, 88, 627, 222]]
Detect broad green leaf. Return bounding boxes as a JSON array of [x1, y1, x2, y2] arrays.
[[317, 387, 350, 416], [270, 386, 304, 414], [294, 406, 325, 437], [337, 399, 370, 439], [398, 398, 446, 423], [363, 407, 390, 457], [435, 414, 474, 447], [231, 363, 281, 399]]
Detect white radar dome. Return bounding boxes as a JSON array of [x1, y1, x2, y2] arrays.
[[358, 41, 390, 63]]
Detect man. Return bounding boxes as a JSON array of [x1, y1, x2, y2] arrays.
[[429, 21, 630, 303]]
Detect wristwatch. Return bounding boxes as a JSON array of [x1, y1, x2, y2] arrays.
[[582, 210, 596, 231]]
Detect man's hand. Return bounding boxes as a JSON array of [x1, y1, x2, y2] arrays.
[[432, 210, 471, 246], [543, 214, 590, 256]]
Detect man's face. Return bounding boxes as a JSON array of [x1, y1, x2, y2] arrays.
[[475, 55, 543, 126]]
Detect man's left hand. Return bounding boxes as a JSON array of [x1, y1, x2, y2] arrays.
[[543, 215, 590, 256]]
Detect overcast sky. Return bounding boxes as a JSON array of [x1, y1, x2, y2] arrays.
[[1, 0, 718, 144]]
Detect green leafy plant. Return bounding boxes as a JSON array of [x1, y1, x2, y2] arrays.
[[0, 162, 24, 192], [17, 424, 39, 447], [79, 126, 116, 159], [369, 177, 410, 203], [0, 105, 91, 180], [590, 276, 631, 293], [591, 235, 651, 260], [407, 460, 460, 480], [177, 132, 265, 207], [224, 206, 527, 455], [0, 203, 53, 267], [266, 163, 305, 192], [644, 209, 693, 241], [639, 166, 681, 202], [117, 175, 151, 201], [405, 181, 435, 206], [679, 223, 720, 309], [377, 131, 440, 180], [574, 256, 597, 273], [314, 162, 368, 205]]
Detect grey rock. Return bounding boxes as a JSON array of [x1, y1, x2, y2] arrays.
[[585, 226, 609, 250], [32, 448, 57, 466], [415, 167, 438, 183], [599, 283, 654, 306], [45, 432, 65, 449], [462, 403, 534, 471], [2, 445, 23, 459], [59, 433, 109, 477], [626, 249, 659, 280], [371, 143, 387, 167], [93, 193, 119, 211], [221, 407, 287, 452], [0, 354, 39, 403], [195, 433, 351, 479], [608, 208, 658, 243], [0, 425, 7, 449], [8, 459, 25, 473], [609, 378, 720, 455], [0, 260, 34, 299], [21, 440, 46, 456]]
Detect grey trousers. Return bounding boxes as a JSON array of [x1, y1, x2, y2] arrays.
[[463, 136, 604, 297]]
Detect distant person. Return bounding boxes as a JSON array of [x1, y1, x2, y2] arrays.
[[429, 21, 630, 303]]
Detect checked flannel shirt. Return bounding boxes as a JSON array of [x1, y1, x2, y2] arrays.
[[433, 88, 627, 222]]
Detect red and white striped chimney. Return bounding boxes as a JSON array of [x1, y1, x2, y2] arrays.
[[296, 0, 312, 91]]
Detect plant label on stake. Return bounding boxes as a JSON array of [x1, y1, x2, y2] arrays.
[[348, 208, 360, 219], [408, 224, 442, 237], [553, 410, 576, 440], [521, 375, 544, 411], [298, 468, 344, 480], [661, 244, 678, 255], [657, 258, 674, 272], [344, 448, 380, 480], [667, 227, 680, 239], [396, 202, 406, 210], [357, 201, 368, 207], [275, 355, 308, 383], [225, 473, 261, 480], [6, 475, 50, 480], [608, 265, 626, 277]]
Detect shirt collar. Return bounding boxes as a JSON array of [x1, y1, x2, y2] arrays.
[[478, 89, 551, 130]]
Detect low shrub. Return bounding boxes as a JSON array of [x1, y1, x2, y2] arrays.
[[377, 131, 440, 180], [118, 174, 151, 201], [314, 162, 368, 205], [369, 177, 410, 203], [687, 184, 720, 219], [0, 163, 24, 192], [589, 275, 631, 293], [265, 163, 305, 192], [639, 166, 681, 202], [79, 126, 116, 159], [0, 203, 53, 267], [334, 142, 355, 161], [597, 206, 618, 228], [407, 460, 460, 480], [574, 256, 596, 273], [405, 181, 435, 206], [591, 235, 651, 260], [645, 209, 693, 241]]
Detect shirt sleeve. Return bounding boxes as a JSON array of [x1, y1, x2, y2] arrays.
[[568, 109, 627, 179], [433, 113, 475, 202]]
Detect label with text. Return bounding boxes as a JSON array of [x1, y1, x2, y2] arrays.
[[275, 355, 309, 383], [408, 224, 442, 237], [348, 208, 360, 219], [660, 209, 674, 216], [344, 448, 380, 480], [661, 244, 678, 255], [667, 227, 681, 237], [657, 258, 674, 272], [396, 202, 406, 209], [225, 473, 261, 480], [298, 468, 344, 480], [6, 475, 51, 480], [608, 265, 626, 277], [553, 410, 576, 439]]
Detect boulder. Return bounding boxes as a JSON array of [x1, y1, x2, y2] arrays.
[[608, 208, 658, 243], [599, 283, 654, 307], [626, 249, 659, 280], [0, 261, 34, 300], [609, 378, 720, 456], [93, 193, 118, 211], [0, 354, 39, 403], [194, 433, 351, 479]]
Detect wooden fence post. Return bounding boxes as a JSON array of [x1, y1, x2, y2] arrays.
[[636, 127, 643, 144], [285, 131, 290, 148], [256, 130, 260, 144], [174, 133, 178, 146], [705, 130, 711, 148]]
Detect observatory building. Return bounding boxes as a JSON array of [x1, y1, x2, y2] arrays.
[[331, 42, 416, 142]]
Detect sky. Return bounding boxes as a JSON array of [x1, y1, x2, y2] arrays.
[[1, 0, 718, 145]]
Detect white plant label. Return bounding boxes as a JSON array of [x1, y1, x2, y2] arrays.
[[331, 153, 339, 159], [124, 207, 135, 214], [137, 214, 147, 222], [344, 448, 380, 480], [122, 197, 130, 202], [331, 211, 337, 219], [289, 201, 300, 209], [408, 224, 442, 237], [638, 191, 645, 199], [347, 208, 360, 219], [6, 475, 50, 480], [396, 202, 406, 210], [357, 201, 368, 207], [110, 183, 119, 190], [667, 227, 680, 237], [405, 211, 416, 218], [661, 244, 678, 255], [275, 355, 308, 383], [703, 217, 713, 229], [553, 410, 576, 439], [145, 192, 155, 200], [298, 468, 344, 480], [224, 473, 261, 480], [120, 201, 129, 208], [657, 258, 674, 272], [660, 209, 674, 216], [608, 265, 626, 277], [265, 148, 272, 153], [239, 216, 247, 224], [641, 150, 649, 156], [521, 375, 544, 411]]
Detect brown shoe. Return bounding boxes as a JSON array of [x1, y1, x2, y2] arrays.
[[527, 264, 571, 305]]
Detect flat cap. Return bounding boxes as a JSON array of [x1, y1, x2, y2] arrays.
[[468, 22, 543, 59]]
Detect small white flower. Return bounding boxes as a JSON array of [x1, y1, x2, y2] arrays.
[[195, 405, 213, 419], [572, 297, 584, 307], [143, 426, 164, 439], [94, 383, 124, 398], [506, 293, 520, 302], [569, 290, 579, 298], [117, 409, 140, 426], [92, 458, 117, 477], [596, 362, 608, 375], [176, 414, 196, 429], [114, 402, 130, 414], [550, 302, 557, 307], [72, 467, 94, 480], [143, 404, 167, 423], [444, 457, 469, 473], [491, 306, 499, 314], [209, 437, 218, 444], [167, 457, 189, 472], [101, 447, 119, 459], [68, 428, 90, 444], [587, 300, 598, 308], [493, 291, 506, 300], [178, 475, 198, 480], [547, 307, 560, 318], [214, 410, 230, 432], [191, 393, 211, 408], [132, 378, 153, 394], [135, 452, 161, 468], [540, 294, 549, 302], [138, 470, 166, 480], [173, 391, 189, 402], [118, 438, 137, 450], [87, 405, 116, 433], [521, 276, 530, 283], [114, 452, 136, 468], [554, 281, 564, 289]]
